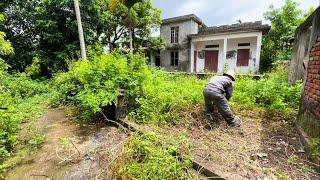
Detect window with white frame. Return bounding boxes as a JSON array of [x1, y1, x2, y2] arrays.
[[171, 51, 179, 66], [170, 26, 179, 44]]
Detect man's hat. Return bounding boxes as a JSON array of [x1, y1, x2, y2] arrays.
[[223, 70, 236, 81]]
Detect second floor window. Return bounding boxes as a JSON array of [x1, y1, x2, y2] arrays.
[[171, 26, 179, 43], [171, 51, 179, 66]]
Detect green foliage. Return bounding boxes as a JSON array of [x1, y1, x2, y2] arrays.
[[232, 65, 302, 118], [54, 53, 151, 121], [110, 133, 195, 179], [310, 137, 320, 159], [0, 13, 13, 60], [0, 64, 50, 161], [261, 0, 314, 72], [54, 52, 301, 124], [1, 0, 162, 76]]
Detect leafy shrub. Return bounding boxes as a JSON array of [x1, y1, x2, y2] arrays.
[[110, 133, 195, 179], [232, 65, 302, 118], [0, 62, 50, 160], [54, 53, 151, 121]]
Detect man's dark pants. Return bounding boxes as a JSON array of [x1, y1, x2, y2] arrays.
[[203, 88, 234, 125]]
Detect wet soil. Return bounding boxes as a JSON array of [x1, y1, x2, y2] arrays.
[[5, 108, 129, 180]]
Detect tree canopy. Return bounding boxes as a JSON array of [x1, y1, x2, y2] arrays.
[[260, 0, 314, 72], [0, 0, 162, 77]]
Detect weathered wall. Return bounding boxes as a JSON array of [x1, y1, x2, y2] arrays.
[[289, 6, 320, 85], [298, 36, 320, 137], [160, 20, 198, 72]]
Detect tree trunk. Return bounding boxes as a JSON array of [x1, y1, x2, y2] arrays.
[[74, 0, 87, 60], [129, 27, 133, 55]]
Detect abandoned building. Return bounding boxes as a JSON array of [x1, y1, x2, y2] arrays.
[[157, 14, 270, 74], [290, 6, 320, 147]]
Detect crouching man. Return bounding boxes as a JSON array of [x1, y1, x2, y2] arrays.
[[203, 70, 240, 127]]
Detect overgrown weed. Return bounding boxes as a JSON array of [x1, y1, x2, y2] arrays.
[[0, 62, 51, 171], [109, 133, 196, 179]]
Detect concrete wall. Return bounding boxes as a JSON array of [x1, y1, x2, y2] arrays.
[[160, 19, 198, 72], [296, 7, 320, 140], [298, 36, 320, 138], [289, 7, 320, 85]]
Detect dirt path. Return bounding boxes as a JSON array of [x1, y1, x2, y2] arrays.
[[130, 105, 320, 179], [5, 108, 129, 180]]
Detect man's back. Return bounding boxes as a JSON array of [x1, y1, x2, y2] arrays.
[[205, 76, 233, 94]]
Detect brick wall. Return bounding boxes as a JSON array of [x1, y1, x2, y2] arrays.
[[299, 36, 320, 137]]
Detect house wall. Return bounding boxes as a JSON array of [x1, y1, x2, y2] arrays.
[[226, 37, 259, 74], [193, 34, 261, 74], [160, 19, 199, 72], [194, 40, 224, 72]]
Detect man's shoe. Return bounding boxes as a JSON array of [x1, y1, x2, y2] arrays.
[[229, 117, 242, 128], [206, 114, 214, 122]]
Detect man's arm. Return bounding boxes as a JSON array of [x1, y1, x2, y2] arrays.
[[225, 86, 233, 101]]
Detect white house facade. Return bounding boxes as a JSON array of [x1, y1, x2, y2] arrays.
[[159, 14, 270, 74]]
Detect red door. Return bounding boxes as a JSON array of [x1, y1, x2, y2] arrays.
[[205, 51, 219, 72], [237, 49, 250, 66]]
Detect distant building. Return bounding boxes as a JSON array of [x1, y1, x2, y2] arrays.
[[159, 14, 270, 74]]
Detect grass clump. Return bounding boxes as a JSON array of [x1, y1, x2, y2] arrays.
[[110, 133, 196, 179]]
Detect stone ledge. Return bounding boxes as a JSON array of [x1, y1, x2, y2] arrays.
[[294, 122, 320, 170]]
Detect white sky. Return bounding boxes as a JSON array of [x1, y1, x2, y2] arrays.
[[152, 0, 319, 26]]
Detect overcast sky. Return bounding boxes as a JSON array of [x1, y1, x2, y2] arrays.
[[151, 0, 319, 26]]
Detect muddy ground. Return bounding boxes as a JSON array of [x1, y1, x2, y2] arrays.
[[5, 108, 129, 180]]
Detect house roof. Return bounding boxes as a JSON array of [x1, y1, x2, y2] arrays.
[[162, 14, 206, 26], [190, 21, 270, 37]]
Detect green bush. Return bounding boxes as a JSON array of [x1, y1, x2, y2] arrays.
[[232, 65, 302, 118], [54, 53, 151, 121]]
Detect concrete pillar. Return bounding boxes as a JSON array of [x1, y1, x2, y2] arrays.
[[190, 41, 195, 73], [255, 33, 263, 73], [222, 38, 227, 72]]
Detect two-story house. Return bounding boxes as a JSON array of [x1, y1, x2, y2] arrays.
[[160, 14, 270, 74]]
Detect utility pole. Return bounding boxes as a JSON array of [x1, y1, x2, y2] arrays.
[[74, 0, 87, 60]]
